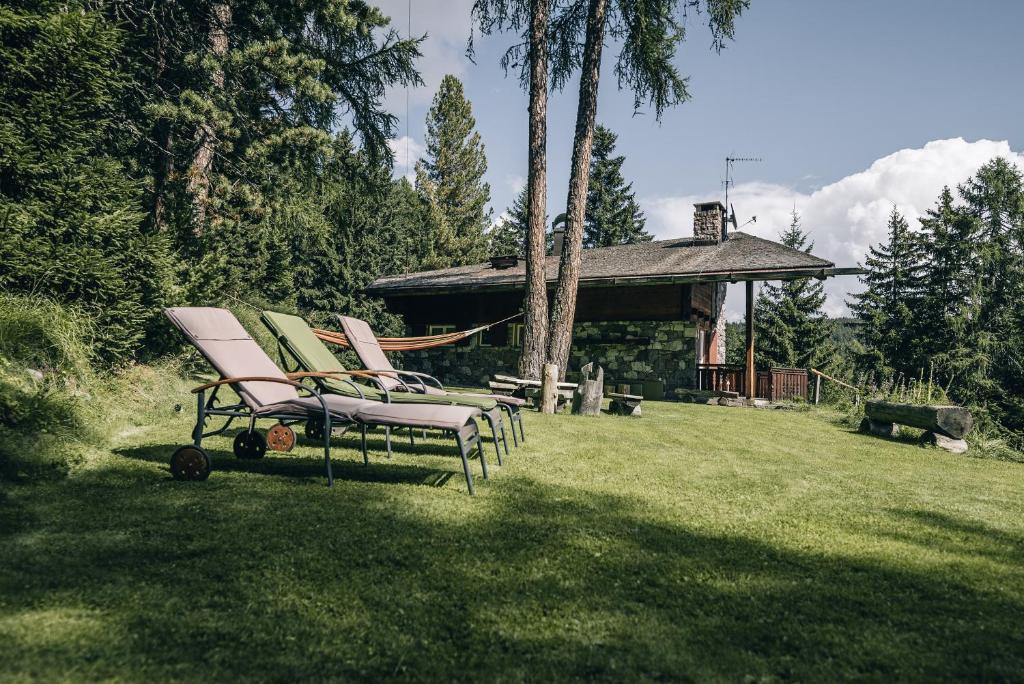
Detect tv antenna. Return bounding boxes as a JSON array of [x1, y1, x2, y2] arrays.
[[724, 156, 762, 226]]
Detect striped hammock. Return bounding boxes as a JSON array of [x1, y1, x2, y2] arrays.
[[313, 312, 522, 352]]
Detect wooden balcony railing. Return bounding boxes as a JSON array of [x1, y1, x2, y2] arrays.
[[697, 364, 808, 401]]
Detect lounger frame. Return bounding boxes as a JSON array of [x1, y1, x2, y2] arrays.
[[186, 373, 486, 494]]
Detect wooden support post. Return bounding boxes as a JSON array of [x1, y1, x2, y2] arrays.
[[540, 363, 559, 414], [745, 280, 755, 400], [815, 374, 822, 405]]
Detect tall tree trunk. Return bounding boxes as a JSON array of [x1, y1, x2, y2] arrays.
[[545, 0, 607, 380], [518, 0, 550, 380], [186, 1, 231, 236]]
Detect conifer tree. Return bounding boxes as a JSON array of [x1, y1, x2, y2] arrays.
[[754, 211, 832, 370], [489, 187, 530, 256], [958, 159, 1024, 432], [545, 0, 750, 379], [416, 75, 492, 268], [584, 125, 650, 248], [917, 187, 989, 401], [0, 5, 172, 361], [848, 207, 925, 376]]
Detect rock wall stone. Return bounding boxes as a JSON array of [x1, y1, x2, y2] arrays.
[[399, 319, 701, 395]]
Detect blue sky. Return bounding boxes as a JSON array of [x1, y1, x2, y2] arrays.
[[376, 0, 1024, 317]]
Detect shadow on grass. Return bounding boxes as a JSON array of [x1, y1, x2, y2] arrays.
[[1, 468, 1021, 681], [112, 443, 463, 489], [881, 508, 1024, 567]]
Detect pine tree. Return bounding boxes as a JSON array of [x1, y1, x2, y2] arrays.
[[489, 187, 530, 256], [0, 5, 172, 362], [958, 159, 1024, 434], [544, 0, 749, 380], [584, 125, 650, 248], [847, 207, 926, 377], [416, 75, 492, 268], [754, 211, 833, 370], [917, 187, 988, 402], [119, 0, 422, 281]]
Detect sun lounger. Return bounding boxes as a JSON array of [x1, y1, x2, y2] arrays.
[[164, 307, 489, 494], [259, 310, 510, 463], [337, 315, 527, 444]]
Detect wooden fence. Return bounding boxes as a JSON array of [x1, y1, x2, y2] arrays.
[[696, 364, 808, 401]]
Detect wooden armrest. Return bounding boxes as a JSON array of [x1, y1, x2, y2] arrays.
[[191, 376, 306, 394], [286, 371, 350, 381], [346, 369, 395, 378]]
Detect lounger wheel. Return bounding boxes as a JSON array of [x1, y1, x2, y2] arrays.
[[304, 418, 325, 442], [233, 430, 267, 459], [170, 446, 211, 481], [267, 423, 296, 452]]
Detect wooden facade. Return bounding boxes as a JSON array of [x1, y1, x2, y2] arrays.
[[385, 282, 722, 333]]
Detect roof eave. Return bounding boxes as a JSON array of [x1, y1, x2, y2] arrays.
[[366, 265, 862, 297]]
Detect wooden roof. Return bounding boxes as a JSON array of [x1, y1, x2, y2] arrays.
[[367, 232, 860, 296]]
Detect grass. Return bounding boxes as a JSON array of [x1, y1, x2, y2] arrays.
[[2, 392, 1023, 681]]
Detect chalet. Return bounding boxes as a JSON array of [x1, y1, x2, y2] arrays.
[[367, 202, 859, 400]]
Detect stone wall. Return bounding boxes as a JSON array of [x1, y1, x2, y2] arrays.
[[399, 319, 701, 396]]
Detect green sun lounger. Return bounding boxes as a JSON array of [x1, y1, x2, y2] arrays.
[[260, 310, 511, 463]]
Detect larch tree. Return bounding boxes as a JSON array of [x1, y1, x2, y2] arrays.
[[545, 0, 750, 380], [584, 124, 650, 248], [416, 74, 491, 269], [847, 207, 926, 377], [122, 0, 423, 282], [753, 211, 833, 370], [471, 0, 553, 379]]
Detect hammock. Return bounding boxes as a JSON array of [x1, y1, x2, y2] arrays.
[[313, 312, 523, 352]]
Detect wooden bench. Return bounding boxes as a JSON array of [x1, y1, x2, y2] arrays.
[[491, 374, 578, 410], [861, 400, 973, 453], [487, 381, 519, 395], [608, 392, 643, 417]]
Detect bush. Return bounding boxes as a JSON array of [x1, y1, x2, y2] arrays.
[[0, 295, 95, 480], [0, 6, 173, 363]]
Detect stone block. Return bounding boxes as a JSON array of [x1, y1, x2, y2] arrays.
[[920, 431, 969, 454]]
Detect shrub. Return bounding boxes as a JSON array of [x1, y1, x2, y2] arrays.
[[0, 295, 95, 480], [0, 6, 173, 363]]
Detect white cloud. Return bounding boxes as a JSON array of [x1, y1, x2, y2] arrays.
[[374, 0, 476, 107], [507, 174, 525, 195], [642, 138, 1024, 321], [388, 135, 425, 182]]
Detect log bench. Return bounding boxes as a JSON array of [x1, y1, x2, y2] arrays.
[[608, 393, 643, 417], [491, 375, 578, 410], [860, 400, 973, 453]]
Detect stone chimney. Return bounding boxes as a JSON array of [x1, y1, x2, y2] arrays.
[[550, 214, 566, 256], [693, 201, 727, 243]]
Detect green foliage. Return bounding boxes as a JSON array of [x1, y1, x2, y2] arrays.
[[0, 0, 425, 363], [0, 4, 173, 362], [583, 124, 650, 248], [754, 211, 833, 370], [416, 75, 492, 268], [848, 159, 1024, 448], [848, 207, 926, 376], [489, 187, 529, 256], [0, 294, 93, 479], [473, 0, 749, 119]]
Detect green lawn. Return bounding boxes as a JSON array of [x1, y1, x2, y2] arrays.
[[2, 398, 1022, 681]]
